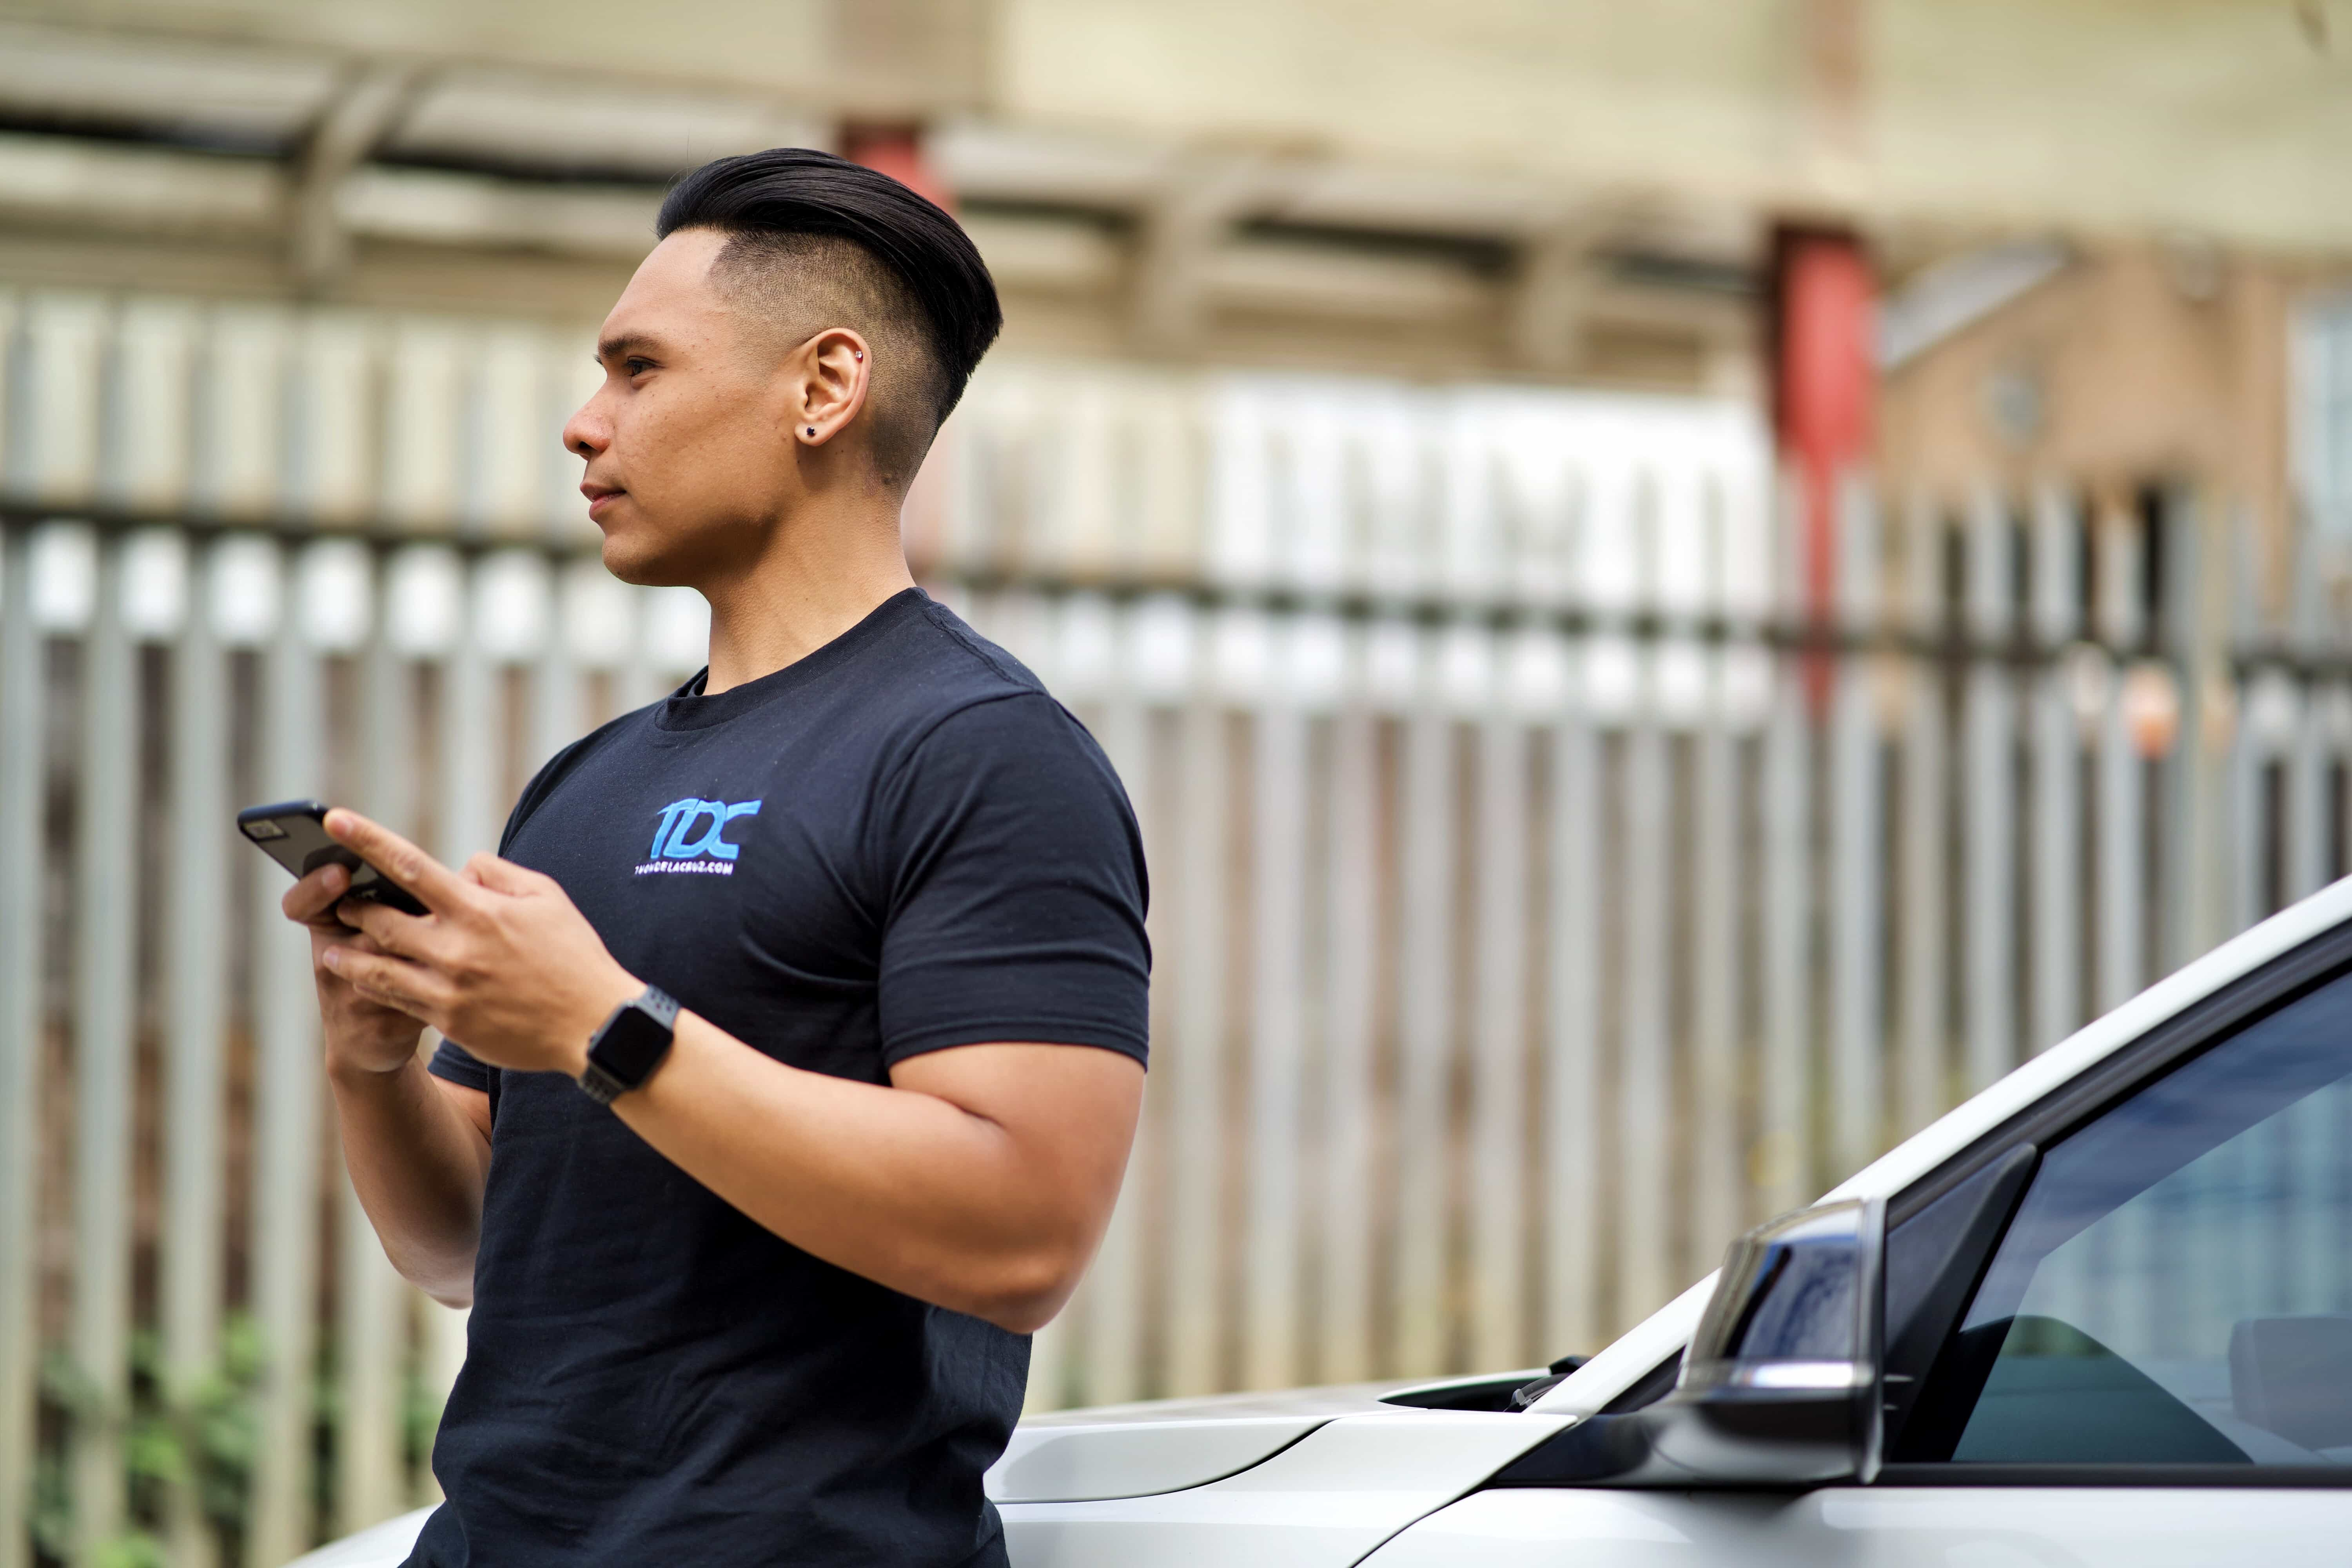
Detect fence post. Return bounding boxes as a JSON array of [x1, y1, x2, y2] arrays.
[[249, 541, 325, 1568], [1617, 477, 1674, 1319], [1316, 673, 1379, 1385], [1688, 487, 1745, 1266], [2163, 486, 2226, 969], [2095, 498, 2147, 1011], [337, 555, 413, 1533], [2029, 484, 2083, 1052], [532, 556, 583, 775], [163, 535, 229, 1568], [1896, 493, 1950, 1134], [1163, 616, 1228, 1398], [1760, 476, 1814, 1218], [1962, 485, 2017, 1093], [73, 530, 136, 1558], [421, 555, 502, 1425], [0, 524, 44, 1568], [2225, 524, 2268, 935], [1828, 473, 1883, 1177], [2285, 516, 2330, 903], [1543, 632, 1601, 1355], [1393, 625, 1457, 1374], [108, 299, 197, 514], [1079, 654, 1152, 1406], [1242, 618, 1308, 1390], [1468, 653, 1531, 1370], [21, 295, 105, 505]]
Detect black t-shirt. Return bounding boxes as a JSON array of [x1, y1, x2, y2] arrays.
[[405, 589, 1150, 1568]]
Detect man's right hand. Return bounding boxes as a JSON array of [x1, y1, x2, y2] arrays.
[[285, 861, 428, 1076]]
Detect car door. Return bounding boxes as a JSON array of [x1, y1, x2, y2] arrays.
[[1366, 924, 2352, 1565]]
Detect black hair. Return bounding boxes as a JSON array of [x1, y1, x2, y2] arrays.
[[656, 148, 1002, 435]]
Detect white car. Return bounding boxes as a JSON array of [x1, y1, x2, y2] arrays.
[[296, 882, 2352, 1567]]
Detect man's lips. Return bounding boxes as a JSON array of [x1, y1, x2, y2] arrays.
[[581, 483, 624, 521]]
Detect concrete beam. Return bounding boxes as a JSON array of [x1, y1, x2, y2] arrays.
[[291, 63, 427, 292], [1130, 159, 1280, 354], [1510, 211, 1623, 376], [0, 134, 284, 238], [1205, 236, 1492, 326], [337, 166, 660, 261]]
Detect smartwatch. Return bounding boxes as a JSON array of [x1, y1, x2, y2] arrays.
[[577, 986, 680, 1105]]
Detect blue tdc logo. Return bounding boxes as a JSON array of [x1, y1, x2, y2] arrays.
[[635, 797, 762, 877]]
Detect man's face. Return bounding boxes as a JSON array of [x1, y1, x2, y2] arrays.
[[563, 230, 796, 586]]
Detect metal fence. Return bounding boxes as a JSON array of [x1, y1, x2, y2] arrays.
[[0, 285, 2338, 1566]]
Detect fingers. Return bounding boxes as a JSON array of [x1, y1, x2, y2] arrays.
[[323, 809, 474, 915], [321, 943, 449, 1021], [464, 853, 551, 896], [283, 862, 352, 926], [336, 895, 442, 962]]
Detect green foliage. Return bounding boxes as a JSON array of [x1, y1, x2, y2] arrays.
[[402, 1363, 438, 1482], [29, 1315, 267, 1568], [88, 1535, 163, 1568], [23, 1312, 429, 1566]]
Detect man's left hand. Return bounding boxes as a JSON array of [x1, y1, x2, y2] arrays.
[[319, 808, 642, 1076]]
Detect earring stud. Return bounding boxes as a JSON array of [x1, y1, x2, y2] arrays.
[[806, 426, 816, 437]]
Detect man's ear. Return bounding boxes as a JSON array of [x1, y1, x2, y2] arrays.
[[790, 328, 871, 450]]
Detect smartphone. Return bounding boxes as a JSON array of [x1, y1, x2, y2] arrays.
[[237, 799, 430, 916]]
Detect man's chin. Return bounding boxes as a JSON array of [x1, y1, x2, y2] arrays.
[[597, 528, 693, 588]]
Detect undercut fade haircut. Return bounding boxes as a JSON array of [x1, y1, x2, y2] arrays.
[[657, 148, 1002, 487]]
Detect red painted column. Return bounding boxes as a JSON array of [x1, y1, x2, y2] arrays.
[[842, 123, 956, 214], [1769, 227, 1875, 629]]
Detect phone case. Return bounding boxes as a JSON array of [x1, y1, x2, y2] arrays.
[[236, 800, 429, 916]]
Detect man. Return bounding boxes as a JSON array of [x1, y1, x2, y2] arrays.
[[281, 149, 1150, 1567]]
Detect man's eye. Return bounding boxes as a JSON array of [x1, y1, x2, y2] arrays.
[[624, 358, 654, 376]]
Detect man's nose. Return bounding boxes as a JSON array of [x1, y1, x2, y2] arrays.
[[562, 404, 609, 459]]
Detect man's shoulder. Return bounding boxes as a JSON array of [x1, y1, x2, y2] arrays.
[[499, 706, 650, 853], [895, 602, 1109, 737], [884, 595, 1049, 707], [852, 597, 1089, 755]]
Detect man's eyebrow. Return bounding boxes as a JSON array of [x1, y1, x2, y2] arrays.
[[597, 333, 661, 363]]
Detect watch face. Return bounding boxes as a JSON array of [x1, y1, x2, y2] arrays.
[[589, 1002, 674, 1090]]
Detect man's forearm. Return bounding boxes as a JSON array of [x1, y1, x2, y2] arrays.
[[609, 1016, 1142, 1333], [330, 1051, 493, 1307]]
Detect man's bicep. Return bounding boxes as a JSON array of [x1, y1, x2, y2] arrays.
[[431, 1074, 494, 1152], [890, 1042, 1144, 1195]]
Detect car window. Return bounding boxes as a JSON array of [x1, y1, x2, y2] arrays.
[[1906, 967, 2352, 1467]]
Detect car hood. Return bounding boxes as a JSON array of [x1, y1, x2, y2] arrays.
[[280, 1381, 1512, 1564], [985, 1381, 1413, 1503]]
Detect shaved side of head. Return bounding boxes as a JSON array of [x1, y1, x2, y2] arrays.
[[656, 149, 1003, 494], [703, 232, 943, 487]]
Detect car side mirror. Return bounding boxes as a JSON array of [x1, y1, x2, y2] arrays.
[[1641, 1197, 1885, 1486], [1495, 1198, 1885, 1489]]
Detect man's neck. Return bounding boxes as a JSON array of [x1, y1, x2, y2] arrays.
[[697, 504, 916, 695]]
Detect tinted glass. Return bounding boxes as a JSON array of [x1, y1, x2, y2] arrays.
[[1927, 969, 2352, 1465], [1734, 1230, 1863, 1363]]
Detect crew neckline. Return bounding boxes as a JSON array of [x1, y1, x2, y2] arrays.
[[652, 587, 928, 733]]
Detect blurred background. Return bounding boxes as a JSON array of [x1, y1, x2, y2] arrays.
[[0, 0, 2347, 1562]]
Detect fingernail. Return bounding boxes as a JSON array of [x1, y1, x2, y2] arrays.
[[322, 949, 341, 971]]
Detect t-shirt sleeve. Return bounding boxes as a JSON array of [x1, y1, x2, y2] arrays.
[[872, 692, 1151, 1067], [428, 1036, 494, 1093]]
